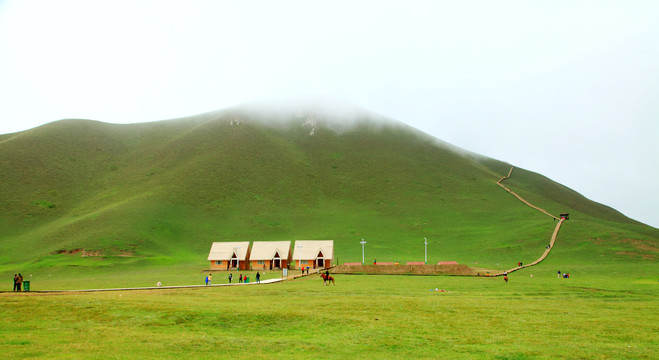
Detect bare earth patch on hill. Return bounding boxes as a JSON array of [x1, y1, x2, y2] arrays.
[[50, 248, 135, 257], [589, 238, 657, 260], [620, 239, 659, 254]]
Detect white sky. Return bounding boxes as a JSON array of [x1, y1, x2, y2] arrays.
[[1, 1, 657, 228]]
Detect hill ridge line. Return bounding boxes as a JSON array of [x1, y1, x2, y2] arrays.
[[494, 166, 564, 276]]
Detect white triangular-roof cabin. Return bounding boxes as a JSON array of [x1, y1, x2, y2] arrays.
[[292, 240, 334, 269], [249, 241, 292, 270], [207, 241, 250, 270]]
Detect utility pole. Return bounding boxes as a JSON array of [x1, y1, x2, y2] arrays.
[[296, 244, 303, 270], [360, 238, 367, 264]]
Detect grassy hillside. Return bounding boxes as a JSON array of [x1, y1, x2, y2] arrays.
[[0, 107, 656, 286]]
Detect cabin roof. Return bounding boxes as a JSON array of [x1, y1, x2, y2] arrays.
[[207, 241, 250, 261], [292, 240, 334, 260], [249, 241, 291, 260]]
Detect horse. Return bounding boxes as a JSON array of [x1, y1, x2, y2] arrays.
[[320, 273, 335, 286]]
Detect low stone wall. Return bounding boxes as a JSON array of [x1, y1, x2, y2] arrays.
[[332, 264, 475, 276]]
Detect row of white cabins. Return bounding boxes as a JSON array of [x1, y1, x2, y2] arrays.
[[207, 240, 334, 271]]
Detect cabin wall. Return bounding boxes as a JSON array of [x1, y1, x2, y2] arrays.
[[250, 259, 291, 270], [251, 260, 267, 270], [295, 259, 332, 269], [209, 259, 250, 270], [210, 260, 227, 270], [296, 259, 314, 270]]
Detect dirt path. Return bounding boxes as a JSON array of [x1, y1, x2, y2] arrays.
[[493, 166, 565, 276], [497, 167, 559, 220], [3, 268, 323, 294], [4, 278, 285, 294]]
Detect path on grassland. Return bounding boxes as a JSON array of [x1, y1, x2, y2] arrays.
[[8, 278, 284, 293], [5, 267, 323, 294], [493, 166, 564, 276]]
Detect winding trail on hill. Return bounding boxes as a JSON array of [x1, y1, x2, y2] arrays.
[[493, 166, 565, 276], [497, 167, 559, 221]]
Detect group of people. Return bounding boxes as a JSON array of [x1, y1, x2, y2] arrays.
[[558, 270, 570, 279], [13, 273, 24, 291], [222, 272, 262, 284]]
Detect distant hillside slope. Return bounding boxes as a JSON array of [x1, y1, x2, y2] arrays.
[[0, 106, 656, 273]]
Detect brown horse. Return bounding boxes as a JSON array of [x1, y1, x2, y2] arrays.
[[320, 273, 335, 286]]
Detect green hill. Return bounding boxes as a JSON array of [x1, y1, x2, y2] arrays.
[[1, 106, 657, 282]]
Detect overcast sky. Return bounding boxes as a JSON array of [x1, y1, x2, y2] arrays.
[[1, 1, 657, 228]]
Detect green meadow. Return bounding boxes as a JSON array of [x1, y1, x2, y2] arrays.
[[1, 108, 658, 358], [2, 267, 657, 360]]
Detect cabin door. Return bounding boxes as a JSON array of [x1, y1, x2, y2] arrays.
[[273, 251, 281, 269], [316, 249, 326, 268]]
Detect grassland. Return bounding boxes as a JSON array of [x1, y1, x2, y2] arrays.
[[2, 267, 657, 359], [1, 107, 657, 358]]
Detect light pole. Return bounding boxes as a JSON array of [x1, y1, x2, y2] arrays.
[[360, 238, 367, 264], [296, 244, 303, 271], [235, 246, 241, 270], [424, 238, 428, 264]]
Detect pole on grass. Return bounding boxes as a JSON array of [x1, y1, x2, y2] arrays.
[[296, 244, 303, 273], [360, 238, 367, 264], [235, 246, 241, 270]]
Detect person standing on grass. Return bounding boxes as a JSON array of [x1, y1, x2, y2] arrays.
[[13, 274, 18, 292], [205, 275, 209, 286], [17, 273, 23, 291], [208, 273, 212, 285], [256, 271, 260, 284], [504, 275, 508, 283], [558, 270, 561, 278], [239, 274, 243, 283], [228, 273, 232, 284]]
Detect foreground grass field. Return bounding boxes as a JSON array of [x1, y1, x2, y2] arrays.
[[2, 267, 657, 359]]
